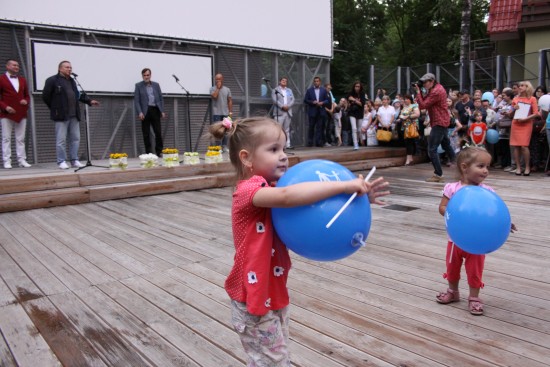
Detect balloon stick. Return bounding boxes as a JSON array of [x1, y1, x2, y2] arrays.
[[326, 166, 376, 229]]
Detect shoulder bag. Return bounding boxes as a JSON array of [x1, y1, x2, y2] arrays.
[[376, 127, 392, 142]]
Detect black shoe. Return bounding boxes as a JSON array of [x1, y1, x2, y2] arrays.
[[286, 146, 294, 150]]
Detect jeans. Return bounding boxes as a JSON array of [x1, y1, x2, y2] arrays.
[[55, 117, 80, 164], [428, 125, 455, 177]]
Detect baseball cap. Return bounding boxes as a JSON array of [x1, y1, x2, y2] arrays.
[[419, 73, 436, 82]]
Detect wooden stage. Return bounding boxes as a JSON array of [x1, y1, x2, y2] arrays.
[[0, 147, 549, 366], [0, 146, 407, 213]]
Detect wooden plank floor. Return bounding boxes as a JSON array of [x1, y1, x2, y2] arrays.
[[0, 162, 549, 367]]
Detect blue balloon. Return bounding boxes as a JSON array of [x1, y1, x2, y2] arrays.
[[486, 129, 499, 144], [445, 186, 511, 254], [272, 160, 371, 261], [437, 145, 444, 154], [482, 91, 494, 104]]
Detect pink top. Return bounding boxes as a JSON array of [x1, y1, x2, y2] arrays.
[[443, 181, 494, 200], [225, 175, 291, 315], [443, 181, 495, 241]]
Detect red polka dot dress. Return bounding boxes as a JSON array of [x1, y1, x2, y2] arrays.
[[225, 175, 292, 316]]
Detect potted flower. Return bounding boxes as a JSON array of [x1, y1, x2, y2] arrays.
[[139, 153, 158, 168], [162, 148, 180, 167], [183, 152, 200, 165], [109, 153, 128, 170]]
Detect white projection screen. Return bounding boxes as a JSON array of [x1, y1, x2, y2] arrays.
[[32, 41, 213, 95], [3, 0, 333, 58]]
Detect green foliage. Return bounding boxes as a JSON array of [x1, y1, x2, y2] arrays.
[[331, 0, 489, 95]]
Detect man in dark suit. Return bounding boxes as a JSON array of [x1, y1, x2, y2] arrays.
[[0, 59, 31, 169], [134, 68, 165, 156], [42, 60, 99, 169], [304, 76, 330, 147]]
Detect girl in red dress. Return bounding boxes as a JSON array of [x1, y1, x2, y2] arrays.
[[210, 116, 389, 366]]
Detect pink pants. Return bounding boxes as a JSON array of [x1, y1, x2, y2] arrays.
[[444, 241, 485, 289]]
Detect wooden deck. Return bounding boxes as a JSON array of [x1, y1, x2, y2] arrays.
[[0, 162, 549, 367]]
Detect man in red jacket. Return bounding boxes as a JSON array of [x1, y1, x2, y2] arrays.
[[415, 73, 455, 182], [0, 59, 31, 169]]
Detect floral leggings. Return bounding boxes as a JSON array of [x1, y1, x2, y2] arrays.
[[231, 300, 291, 367]]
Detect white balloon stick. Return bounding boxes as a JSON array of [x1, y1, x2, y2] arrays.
[[326, 166, 376, 229]]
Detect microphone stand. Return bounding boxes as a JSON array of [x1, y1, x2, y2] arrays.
[[72, 75, 108, 172], [173, 76, 193, 156]]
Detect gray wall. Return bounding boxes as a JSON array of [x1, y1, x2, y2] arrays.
[[0, 23, 330, 164]]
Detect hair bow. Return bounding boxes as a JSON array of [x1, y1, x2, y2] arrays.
[[222, 117, 233, 129]]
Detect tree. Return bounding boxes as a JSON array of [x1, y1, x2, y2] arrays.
[[331, 0, 490, 94], [331, 0, 386, 97]]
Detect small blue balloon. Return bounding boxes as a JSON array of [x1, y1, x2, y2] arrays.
[[437, 145, 444, 154], [445, 186, 511, 254], [272, 160, 371, 261], [482, 91, 494, 104], [486, 129, 499, 144]]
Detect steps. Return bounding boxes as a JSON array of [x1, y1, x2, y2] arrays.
[[0, 147, 411, 213]]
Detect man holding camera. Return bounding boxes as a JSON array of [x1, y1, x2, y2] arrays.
[[414, 73, 455, 183]]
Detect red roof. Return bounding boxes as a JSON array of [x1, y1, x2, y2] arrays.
[[487, 0, 523, 34]]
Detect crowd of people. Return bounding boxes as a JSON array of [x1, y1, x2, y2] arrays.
[[286, 74, 550, 181]]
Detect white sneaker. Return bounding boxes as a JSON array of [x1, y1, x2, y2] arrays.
[[58, 161, 69, 169], [18, 159, 31, 168], [71, 160, 85, 168], [324, 142, 332, 147], [3, 161, 12, 169]]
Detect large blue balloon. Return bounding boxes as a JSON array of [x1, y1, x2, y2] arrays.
[[486, 129, 499, 144], [445, 186, 511, 254], [272, 160, 371, 261], [482, 91, 494, 104]]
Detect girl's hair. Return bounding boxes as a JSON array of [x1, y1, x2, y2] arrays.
[[209, 117, 285, 180], [472, 110, 483, 118], [455, 147, 490, 179]]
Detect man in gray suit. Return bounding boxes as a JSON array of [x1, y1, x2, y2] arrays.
[[271, 76, 295, 149], [134, 68, 165, 156]]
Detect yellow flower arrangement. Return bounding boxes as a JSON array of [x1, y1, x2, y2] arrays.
[[162, 148, 179, 155], [162, 148, 180, 167], [205, 147, 223, 164], [109, 153, 128, 159], [109, 153, 128, 169]]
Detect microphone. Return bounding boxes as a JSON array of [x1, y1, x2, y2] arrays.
[[71, 72, 78, 77], [172, 74, 180, 82], [262, 77, 270, 82]]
